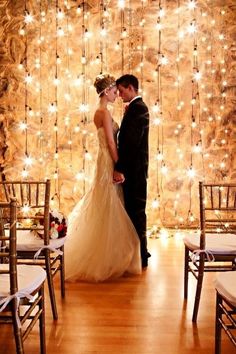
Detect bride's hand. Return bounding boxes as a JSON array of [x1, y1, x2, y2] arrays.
[[113, 171, 125, 184]]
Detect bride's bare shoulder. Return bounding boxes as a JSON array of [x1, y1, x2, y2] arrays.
[[94, 107, 110, 116], [94, 108, 111, 128]]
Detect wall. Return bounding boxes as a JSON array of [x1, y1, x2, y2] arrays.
[[0, 0, 236, 229]]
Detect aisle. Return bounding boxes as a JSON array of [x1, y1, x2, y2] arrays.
[[1, 235, 235, 353]]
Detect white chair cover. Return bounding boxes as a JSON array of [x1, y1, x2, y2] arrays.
[[214, 271, 236, 307]]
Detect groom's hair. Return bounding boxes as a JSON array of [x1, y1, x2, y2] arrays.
[[116, 74, 139, 92]]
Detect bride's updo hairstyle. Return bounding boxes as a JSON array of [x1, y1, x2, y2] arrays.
[[94, 74, 116, 97]]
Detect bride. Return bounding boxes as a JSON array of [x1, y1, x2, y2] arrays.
[[65, 74, 141, 282]]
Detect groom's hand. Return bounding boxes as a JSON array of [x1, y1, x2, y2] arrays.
[[113, 170, 125, 184]]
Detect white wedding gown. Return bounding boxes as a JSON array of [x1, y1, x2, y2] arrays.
[[65, 121, 141, 282]]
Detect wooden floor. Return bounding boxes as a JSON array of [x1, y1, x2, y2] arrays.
[[1, 234, 235, 353]]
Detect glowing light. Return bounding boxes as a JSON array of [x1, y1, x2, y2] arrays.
[[152, 199, 160, 209], [188, 0, 196, 10], [193, 143, 202, 153], [57, 9, 64, 19], [21, 169, 29, 178], [193, 71, 202, 81], [85, 151, 92, 161], [118, 0, 125, 9], [76, 170, 85, 180], [57, 27, 65, 37], [156, 23, 162, 31], [121, 28, 127, 38], [220, 162, 225, 169], [81, 56, 86, 64], [24, 156, 33, 166], [187, 22, 197, 34], [191, 120, 197, 128], [156, 151, 163, 161], [24, 12, 34, 24], [188, 212, 195, 222], [22, 204, 30, 214], [159, 228, 169, 239], [153, 117, 161, 126], [160, 55, 168, 65], [187, 166, 196, 178], [19, 122, 27, 131], [25, 74, 33, 84], [84, 29, 92, 39], [178, 30, 185, 39], [159, 8, 165, 18], [53, 78, 60, 86], [161, 164, 168, 175], [48, 103, 57, 113], [74, 76, 82, 86], [64, 93, 71, 101], [115, 42, 120, 50], [19, 28, 25, 36], [79, 104, 89, 113], [152, 103, 160, 113]]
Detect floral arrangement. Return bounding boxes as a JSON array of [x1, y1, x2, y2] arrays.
[[33, 209, 67, 239], [49, 209, 67, 239]]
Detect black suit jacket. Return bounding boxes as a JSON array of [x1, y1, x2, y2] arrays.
[[115, 97, 149, 179]]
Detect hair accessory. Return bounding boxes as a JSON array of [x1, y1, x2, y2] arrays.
[[99, 82, 116, 96]]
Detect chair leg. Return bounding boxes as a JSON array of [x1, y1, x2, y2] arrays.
[[45, 252, 58, 320], [39, 285, 46, 354], [11, 298, 24, 354], [184, 246, 189, 299], [192, 255, 204, 322], [60, 246, 65, 298], [215, 292, 222, 354]]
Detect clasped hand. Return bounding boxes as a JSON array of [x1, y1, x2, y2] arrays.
[[113, 170, 125, 184]]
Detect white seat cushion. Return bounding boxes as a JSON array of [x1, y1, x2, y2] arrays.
[[0, 264, 46, 298], [214, 271, 236, 307], [5, 230, 67, 252], [183, 232, 236, 255]]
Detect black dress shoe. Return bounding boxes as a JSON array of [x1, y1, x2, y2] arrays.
[[142, 258, 148, 268]]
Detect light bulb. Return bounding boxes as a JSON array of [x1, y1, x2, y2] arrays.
[[25, 73, 33, 84], [21, 169, 28, 178], [118, 0, 125, 9], [187, 166, 195, 178], [24, 12, 34, 24], [19, 122, 27, 130], [24, 156, 33, 166], [76, 171, 85, 180], [152, 199, 160, 209], [22, 204, 30, 214]]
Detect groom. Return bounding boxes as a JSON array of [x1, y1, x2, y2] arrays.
[[113, 74, 150, 268]]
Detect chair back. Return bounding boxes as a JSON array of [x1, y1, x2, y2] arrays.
[[199, 182, 236, 249], [0, 180, 50, 246], [0, 198, 17, 295]]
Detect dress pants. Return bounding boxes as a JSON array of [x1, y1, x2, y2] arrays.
[[122, 173, 148, 261]]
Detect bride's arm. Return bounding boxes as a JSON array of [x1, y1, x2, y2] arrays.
[[102, 110, 118, 163]]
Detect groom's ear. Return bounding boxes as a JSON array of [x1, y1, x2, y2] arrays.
[[129, 84, 135, 93]]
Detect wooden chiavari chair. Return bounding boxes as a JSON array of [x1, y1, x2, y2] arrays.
[[0, 198, 46, 354], [0, 180, 66, 320], [214, 271, 236, 354], [183, 182, 236, 322]]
